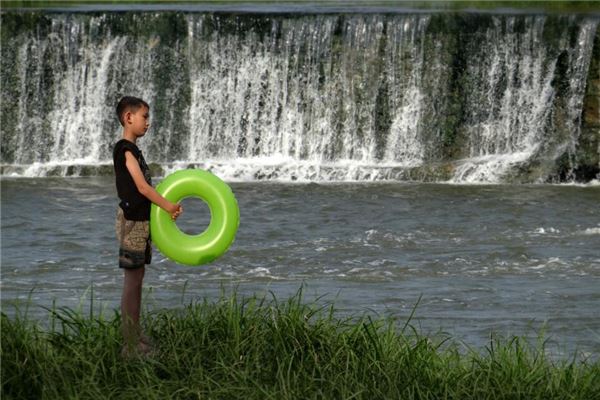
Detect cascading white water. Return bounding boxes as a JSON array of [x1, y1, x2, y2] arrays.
[[382, 17, 428, 165], [1, 11, 597, 182], [452, 16, 598, 183], [184, 14, 430, 181], [6, 14, 157, 175]]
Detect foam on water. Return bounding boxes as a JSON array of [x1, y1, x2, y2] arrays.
[[160, 158, 425, 182], [579, 227, 600, 235], [532, 227, 561, 235]]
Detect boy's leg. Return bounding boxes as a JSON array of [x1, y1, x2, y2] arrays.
[[116, 208, 152, 355], [121, 266, 145, 349]]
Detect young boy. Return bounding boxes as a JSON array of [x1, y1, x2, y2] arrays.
[[113, 96, 182, 356]]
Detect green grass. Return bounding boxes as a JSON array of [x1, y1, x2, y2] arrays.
[[2, 290, 599, 400], [2, 0, 599, 13]]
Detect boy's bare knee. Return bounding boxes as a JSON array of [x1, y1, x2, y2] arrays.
[[123, 267, 145, 286], [124, 266, 145, 277]]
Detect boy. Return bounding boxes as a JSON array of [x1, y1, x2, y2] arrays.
[[113, 96, 182, 356]]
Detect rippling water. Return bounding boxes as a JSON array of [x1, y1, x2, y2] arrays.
[[1, 177, 599, 357]]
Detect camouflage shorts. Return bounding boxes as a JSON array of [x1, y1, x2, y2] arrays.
[[116, 208, 152, 269]]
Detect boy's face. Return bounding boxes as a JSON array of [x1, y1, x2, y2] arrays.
[[126, 106, 150, 137]]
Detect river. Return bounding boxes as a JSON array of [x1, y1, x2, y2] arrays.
[[2, 177, 599, 358]]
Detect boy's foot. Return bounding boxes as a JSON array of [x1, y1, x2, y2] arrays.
[[120, 340, 155, 359], [140, 333, 154, 347]]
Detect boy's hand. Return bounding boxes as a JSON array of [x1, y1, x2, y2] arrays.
[[169, 203, 183, 220]]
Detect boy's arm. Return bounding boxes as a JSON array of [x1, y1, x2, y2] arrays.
[[124, 151, 182, 219]]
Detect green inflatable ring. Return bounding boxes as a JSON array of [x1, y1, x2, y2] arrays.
[[150, 169, 239, 266]]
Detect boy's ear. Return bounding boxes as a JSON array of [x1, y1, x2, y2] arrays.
[[124, 111, 132, 125]]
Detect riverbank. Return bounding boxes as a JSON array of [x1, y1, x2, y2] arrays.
[[2, 291, 599, 399], [2, 0, 600, 14]]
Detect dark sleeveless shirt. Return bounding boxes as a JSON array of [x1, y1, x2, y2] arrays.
[[113, 139, 152, 221]]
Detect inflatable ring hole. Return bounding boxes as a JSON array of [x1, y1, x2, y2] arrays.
[[176, 197, 211, 235]]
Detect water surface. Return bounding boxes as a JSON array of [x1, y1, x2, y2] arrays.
[[1, 178, 599, 357]]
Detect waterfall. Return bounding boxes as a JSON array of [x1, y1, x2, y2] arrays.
[[1, 11, 597, 182], [451, 16, 598, 182]]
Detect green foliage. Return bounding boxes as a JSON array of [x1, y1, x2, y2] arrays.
[[2, 290, 599, 399], [2, 1, 600, 13]]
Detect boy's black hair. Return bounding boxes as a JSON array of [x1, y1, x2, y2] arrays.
[[116, 96, 149, 126]]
